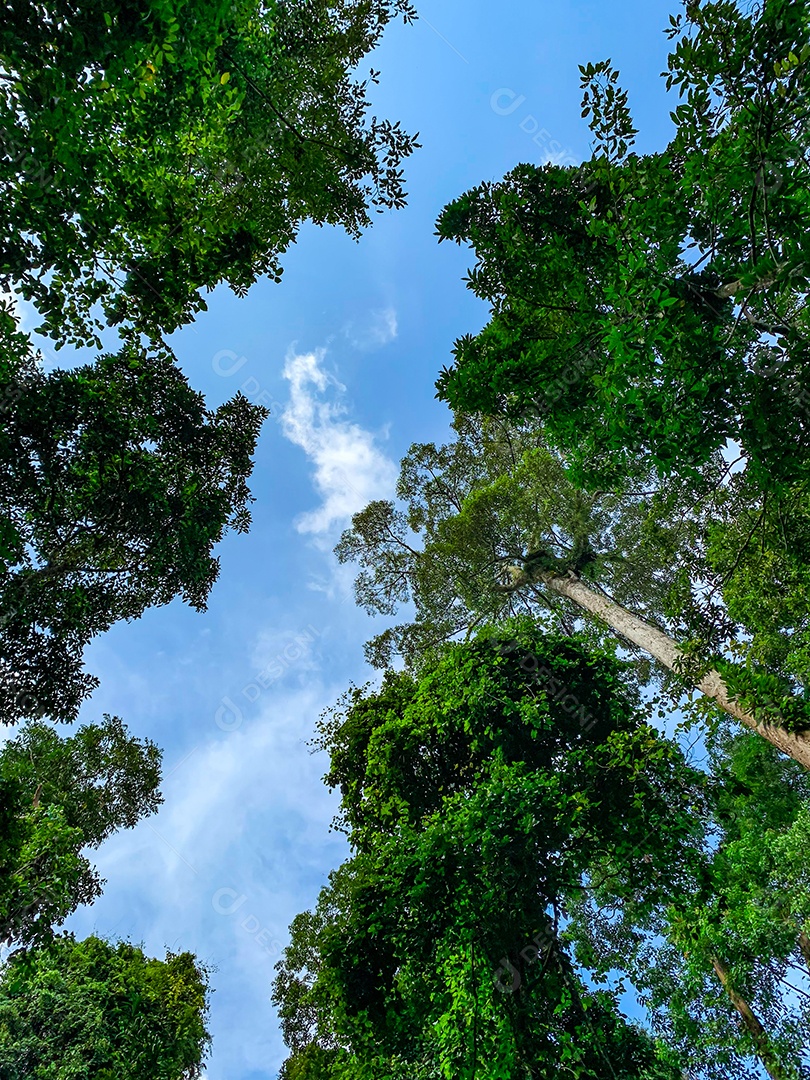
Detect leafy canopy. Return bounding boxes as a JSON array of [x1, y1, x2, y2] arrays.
[[337, 413, 792, 705], [569, 727, 810, 1080], [0, 714, 161, 948], [0, 0, 418, 346], [0, 934, 210, 1079], [436, 0, 810, 489], [0, 313, 266, 725], [273, 621, 700, 1079]]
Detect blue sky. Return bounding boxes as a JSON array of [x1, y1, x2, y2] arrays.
[[50, 2, 682, 1076]]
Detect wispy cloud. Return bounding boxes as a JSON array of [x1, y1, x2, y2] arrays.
[[280, 350, 397, 537], [343, 306, 398, 351], [69, 678, 349, 1080]]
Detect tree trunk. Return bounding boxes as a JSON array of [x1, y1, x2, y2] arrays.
[[539, 572, 810, 771], [710, 955, 791, 1080], [798, 930, 810, 972]]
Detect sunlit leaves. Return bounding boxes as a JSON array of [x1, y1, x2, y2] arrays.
[[436, 0, 810, 490], [0, 0, 418, 346], [0, 936, 210, 1079]]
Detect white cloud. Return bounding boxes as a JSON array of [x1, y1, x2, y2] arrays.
[[280, 350, 397, 537], [68, 678, 349, 1080], [344, 306, 398, 350]]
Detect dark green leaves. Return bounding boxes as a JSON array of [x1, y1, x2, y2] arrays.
[[436, 0, 810, 491], [0, 715, 161, 948], [273, 622, 699, 1079], [0, 336, 266, 725]]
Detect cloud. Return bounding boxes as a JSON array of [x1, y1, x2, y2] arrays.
[[280, 350, 397, 537], [68, 677, 349, 1080], [344, 306, 398, 350]]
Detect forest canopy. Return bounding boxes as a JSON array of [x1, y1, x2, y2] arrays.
[[2, 0, 810, 1077]]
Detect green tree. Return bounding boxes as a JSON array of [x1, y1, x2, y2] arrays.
[[0, 714, 162, 948], [0, 934, 210, 1079], [701, 471, 810, 688], [568, 729, 810, 1080], [0, 313, 266, 725], [273, 621, 698, 1079], [275, 623, 810, 1079], [336, 413, 810, 768], [435, 0, 810, 490], [0, 0, 417, 346]]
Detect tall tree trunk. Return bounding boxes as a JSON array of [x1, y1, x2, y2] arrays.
[[538, 572, 810, 770], [710, 955, 791, 1080]]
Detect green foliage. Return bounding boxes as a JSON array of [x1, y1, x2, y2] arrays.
[[0, 715, 161, 948], [0, 0, 418, 345], [273, 621, 699, 1079], [715, 656, 810, 733], [0, 0, 418, 724], [0, 934, 210, 1078], [316, 5, 810, 1075], [0, 324, 266, 724], [334, 414, 810, 1073], [339, 408, 810, 744], [336, 413, 748, 707], [704, 476, 810, 687], [436, 0, 810, 490], [336, 413, 685, 671], [569, 728, 810, 1079]]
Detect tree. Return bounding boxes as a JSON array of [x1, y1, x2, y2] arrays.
[[0, 0, 417, 347], [0, 314, 266, 725], [0, 714, 162, 948], [336, 413, 810, 768], [275, 622, 810, 1079], [568, 728, 810, 1080], [701, 470, 810, 688], [273, 621, 699, 1079], [1, 0, 417, 721], [0, 934, 210, 1078], [435, 0, 810, 490]]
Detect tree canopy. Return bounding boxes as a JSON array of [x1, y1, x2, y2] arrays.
[[0, 714, 161, 948], [5, 0, 810, 1075], [275, 622, 810, 1080], [0, 934, 210, 1079], [435, 0, 810, 490], [336, 412, 810, 768], [0, 0, 418, 346], [285, 2, 810, 1072], [569, 727, 810, 1080], [273, 621, 702, 1079], [0, 318, 266, 725], [0, 0, 419, 726]]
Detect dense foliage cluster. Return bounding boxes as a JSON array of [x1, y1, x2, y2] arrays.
[[0, 935, 211, 1078], [0, 0, 418, 345], [274, 623, 697, 1079], [436, 0, 810, 490]]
